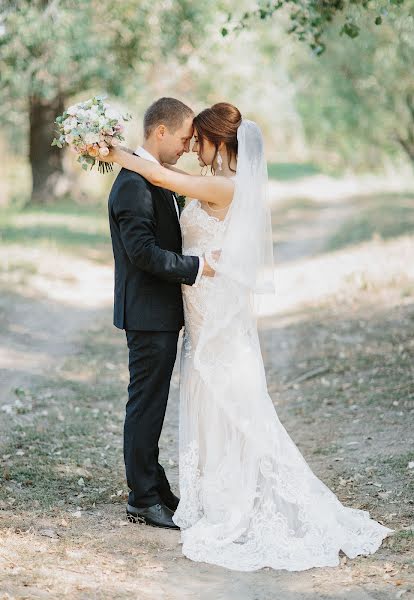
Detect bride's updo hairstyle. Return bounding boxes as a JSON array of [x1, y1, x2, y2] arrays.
[[193, 102, 242, 174]]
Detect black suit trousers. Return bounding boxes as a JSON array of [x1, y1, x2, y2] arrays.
[[124, 329, 179, 508]]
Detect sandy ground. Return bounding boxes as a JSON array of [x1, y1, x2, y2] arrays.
[[0, 173, 413, 599]]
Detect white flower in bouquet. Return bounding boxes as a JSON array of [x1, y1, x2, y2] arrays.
[[106, 108, 121, 120], [66, 105, 78, 116], [52, 95, 132, 173], [84, 131, 100, 145], [75, 109, 88, 120], [64, 118, 77, 133]]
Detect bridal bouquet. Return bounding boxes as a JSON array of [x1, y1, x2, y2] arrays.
[[51, 96, 132, 173]]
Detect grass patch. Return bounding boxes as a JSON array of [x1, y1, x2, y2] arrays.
[[272, 196, 318, 215], [0, 200, 110, 261], [0, 223, 109, 247], [326, 193, 414, 251], [267, 162, 323, 181], [381, 451, 414, 473], [0, 323, 128, 513], [1, 198, 107, 220], [271, 197, 320, 233], [394, 529, 414, 541], [312, 444, 340, 456]]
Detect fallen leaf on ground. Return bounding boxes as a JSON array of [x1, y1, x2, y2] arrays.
[[39, 528, 60, 539]]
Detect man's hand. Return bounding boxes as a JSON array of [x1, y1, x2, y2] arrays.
[[202, 257, 215, 277], [210, 250, 221, 263], [202, 250, 221, 278]]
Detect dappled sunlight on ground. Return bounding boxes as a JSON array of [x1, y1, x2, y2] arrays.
[[0, 173, 413, 598], [259, 235, 414, 317], [268, 170, 414, 204], [10, 211, 108, 233], [1, 246, 113, 309], [0, 506, 407, 600]]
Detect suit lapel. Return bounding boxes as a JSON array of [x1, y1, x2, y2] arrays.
[[160, 187, 181, 235], [132, 152, 181, 235]]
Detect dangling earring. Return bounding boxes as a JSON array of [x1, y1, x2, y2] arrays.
[[200, 164, 208, 176], [217, 151, 223, 172]]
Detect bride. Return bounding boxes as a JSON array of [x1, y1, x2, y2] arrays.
[[102, 102, 393, 572]]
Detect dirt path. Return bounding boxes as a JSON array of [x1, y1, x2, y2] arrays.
[[1, 180, 413, 599], [0, 248, 113, 407]]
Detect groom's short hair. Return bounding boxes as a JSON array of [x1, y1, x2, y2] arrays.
[[143, 97, 194, 139]]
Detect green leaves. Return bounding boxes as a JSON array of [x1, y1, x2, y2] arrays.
[[0, 0, 206, 128], [340, 19, 360, 38], [226, 0, 405, 52], [77, 154, 95, 172], [290, 0, 413, 171]]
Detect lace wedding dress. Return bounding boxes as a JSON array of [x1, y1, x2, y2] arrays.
[[172, 193, 393, 572]]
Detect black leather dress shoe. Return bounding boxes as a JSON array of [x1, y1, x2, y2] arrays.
[[161, 492, 180, 512], [126, 503, 179, 530]]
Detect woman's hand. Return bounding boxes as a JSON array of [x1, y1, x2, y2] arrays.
[[85, 145, 124, 163]]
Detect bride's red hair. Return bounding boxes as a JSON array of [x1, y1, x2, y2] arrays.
[[193, 102, 242, 174]]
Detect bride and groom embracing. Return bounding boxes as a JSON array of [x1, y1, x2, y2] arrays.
[[106, 97, 392, 572]]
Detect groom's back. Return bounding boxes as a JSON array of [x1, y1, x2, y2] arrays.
[[108, 167, 185, 331]]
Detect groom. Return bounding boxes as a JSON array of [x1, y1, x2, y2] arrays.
[[108, 97, 214, 529]]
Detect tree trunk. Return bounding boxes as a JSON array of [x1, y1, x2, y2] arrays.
[[29, 94, 65, 204], [394, 132, 414, 165], [394, 94, 414, 166]]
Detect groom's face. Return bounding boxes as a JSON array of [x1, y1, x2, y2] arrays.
[[159, 116, 194, 165]]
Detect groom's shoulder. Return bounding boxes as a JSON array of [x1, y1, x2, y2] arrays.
[[110, 167, 152, 198], [116, 167, 150, 188]]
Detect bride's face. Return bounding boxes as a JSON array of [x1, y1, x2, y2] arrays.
[[192, 129, 217, 168]]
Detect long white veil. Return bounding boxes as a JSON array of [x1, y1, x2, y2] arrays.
[[193, 119, 276, 451], [205, 119, 275, 295]]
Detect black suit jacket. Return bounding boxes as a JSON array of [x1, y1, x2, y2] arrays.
[[108, 165, 199, 331]]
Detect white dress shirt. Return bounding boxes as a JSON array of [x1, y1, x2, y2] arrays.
[[135, 146, 204, 286]]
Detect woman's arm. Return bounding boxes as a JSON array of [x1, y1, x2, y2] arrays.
[[111, 147, 234, 208], [163, 164, 189, 175]]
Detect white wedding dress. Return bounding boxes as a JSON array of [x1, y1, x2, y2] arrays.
[[172, 193, 393, 572]]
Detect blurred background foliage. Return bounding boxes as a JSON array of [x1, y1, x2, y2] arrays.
[[0, 0, 411, 205]]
